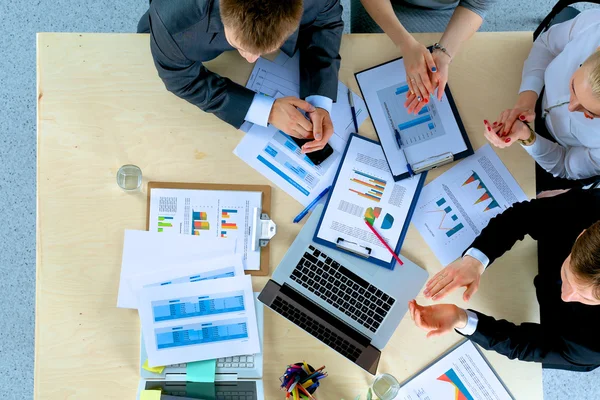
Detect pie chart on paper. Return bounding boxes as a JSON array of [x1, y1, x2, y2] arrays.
[[381, 213, 394, 230]]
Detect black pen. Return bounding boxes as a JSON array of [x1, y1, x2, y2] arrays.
[[348, 88, 359, 133], [394, 128, 414, 176]]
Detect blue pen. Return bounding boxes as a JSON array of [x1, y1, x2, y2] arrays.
[[348, 88, 359, 133], [293, 186, 332, 223], [394, 128, 414, 176]]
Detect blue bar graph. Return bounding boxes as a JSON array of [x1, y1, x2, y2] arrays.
[[221, 209, 238, 214], [446, 223, 464, 238], [155, 319, 249, 349], [398, 114, 432, 131], [152, 293, 245, 322], [451, 215, 458, 221], [436, 198, 447, 206], [257, 155, 310, 196], [144, 267, 236, 290], [444, 206, 452, 213], [428, 123, 435, 130], [395, 85, 410, 95], [418, 107, 429, 115]]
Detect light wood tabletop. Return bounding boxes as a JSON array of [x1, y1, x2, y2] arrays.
[[37, 32, 541, 399]]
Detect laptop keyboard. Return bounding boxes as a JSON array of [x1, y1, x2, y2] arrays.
[[271, 296, 362, 362], [290, 245, 395, 333], [169, 355, 255, 369], [216, 391, 256, 400]]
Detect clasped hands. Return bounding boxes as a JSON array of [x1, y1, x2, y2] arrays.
[[409, 255, 485, 338], [268, 96, 333, 154], [403, 41, 451, 115]]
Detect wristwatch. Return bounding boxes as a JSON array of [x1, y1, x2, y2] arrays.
[[518, 123, 536, 146]]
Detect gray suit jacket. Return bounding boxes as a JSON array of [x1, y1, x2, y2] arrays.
[[138, 0, 344, 128]]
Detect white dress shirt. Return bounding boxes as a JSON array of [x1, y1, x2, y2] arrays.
[[519, 10, 600, 180], [244, 94, 333, 127]]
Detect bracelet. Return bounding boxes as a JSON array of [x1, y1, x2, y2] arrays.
[[432, 43, 452, 61], [518, 124, 537, 146]]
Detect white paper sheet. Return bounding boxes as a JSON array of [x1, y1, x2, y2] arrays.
[[412, 145, 528, 266], [316, 135, 423, 263], [356, 58, 468, 177], [117, 230, 237, 309], [127, 254, 245, 309], [139, 275, 260, 367], [395, 340, 513, 400], [148, 188, 262, 271], [235, 56, 368, 206]]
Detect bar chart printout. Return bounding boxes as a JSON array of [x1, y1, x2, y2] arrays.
[[376, 81, 446, 147], [349, 169, 387, 203], [152, 291, 245, 322], [192, 210, 210, 235]]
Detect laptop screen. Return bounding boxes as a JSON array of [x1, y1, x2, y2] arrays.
[[143, 381, 258, 400]]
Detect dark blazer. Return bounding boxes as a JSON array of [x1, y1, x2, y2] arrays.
[[138, 0, 343, 128], [459, 188, 600, 371]]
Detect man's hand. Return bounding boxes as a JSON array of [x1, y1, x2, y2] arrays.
[[302, 108, 334, 154], [268, 97, 315, 139], [424, 255, 485, 301], [408, 300, 468, 338]]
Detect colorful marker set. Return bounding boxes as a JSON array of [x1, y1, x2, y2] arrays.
[[280, 362, 327, 399]]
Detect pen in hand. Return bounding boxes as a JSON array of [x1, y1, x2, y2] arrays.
[[348, 88, 359, 134]]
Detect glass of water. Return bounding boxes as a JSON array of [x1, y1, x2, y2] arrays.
[[116, 164, 142, 191], [372, 373, 400, 400]]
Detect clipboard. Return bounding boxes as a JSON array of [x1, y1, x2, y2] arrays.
[[355, 52, 474, 181], [397, 339, 515, 399], [312, 134, 427, 270], [146, 182, 273, 276]]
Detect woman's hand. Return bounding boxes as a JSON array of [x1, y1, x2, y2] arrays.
[[431, 49, 451, 101], [483, 119, 530, 149], [402, 40, 437, 102], [408, 300, 468, 338], [424, 255, 484, 301], [496, 91, 538, 136], [404, 92, 429, 115]]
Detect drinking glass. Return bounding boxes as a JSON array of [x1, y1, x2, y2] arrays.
[[372, 373, 400, 400], [116, 164, 142, 191]]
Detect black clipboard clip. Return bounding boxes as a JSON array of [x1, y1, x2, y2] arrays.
[[336, 237, 372, 258]]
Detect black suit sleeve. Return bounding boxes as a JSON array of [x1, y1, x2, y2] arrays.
[[460, 310, 586, 367], [298, 0, 343, 101], [468, 189, 587, 265], [148, 6, 254, 128]]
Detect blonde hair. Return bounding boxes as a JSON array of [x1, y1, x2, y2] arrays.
[[585, 50, 600, 99]]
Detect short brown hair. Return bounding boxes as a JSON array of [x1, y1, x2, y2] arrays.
[[220, 0, 303, 54], [571, 220, 600, 299]]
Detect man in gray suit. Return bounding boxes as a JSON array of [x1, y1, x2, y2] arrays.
[[138, 0, 344, 153]]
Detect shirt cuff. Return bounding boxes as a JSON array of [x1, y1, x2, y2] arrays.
[[519, 76, 545, 96], [305, 95, 333, 115], [455, 309, 479, 336], [464, 247, 490, 269], [244, 93, 276, 127]]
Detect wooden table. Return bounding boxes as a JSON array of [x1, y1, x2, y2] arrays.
[[37, 32, 541, 399]]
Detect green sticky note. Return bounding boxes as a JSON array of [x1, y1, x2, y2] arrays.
[[187, 359, 217, 382], [140, 390, 161, 400]]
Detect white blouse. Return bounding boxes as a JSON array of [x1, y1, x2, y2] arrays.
[[519, 9, 600, 180]]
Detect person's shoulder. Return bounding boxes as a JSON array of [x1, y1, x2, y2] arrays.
[[150, 0, 210, 35]]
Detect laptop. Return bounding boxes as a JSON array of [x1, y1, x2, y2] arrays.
[[259, 205, 428, 374], [137, 294, 264, 400]]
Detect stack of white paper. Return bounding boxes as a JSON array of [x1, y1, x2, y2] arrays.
[[116, 230, 260, 367]]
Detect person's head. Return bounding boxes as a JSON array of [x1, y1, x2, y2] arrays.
[[220, 0, 303, 63], [568, 47, 600, 119], [560, 221, 600, 305]]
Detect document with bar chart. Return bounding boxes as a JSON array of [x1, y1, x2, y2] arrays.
[[397, 340, 514, 400], [314, 134, 426, 267], [356, 57, 472, 180], [139, 275, 259, 367], [412, 145, 527, 266], [148, 188, 262, 270]]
